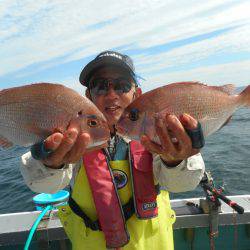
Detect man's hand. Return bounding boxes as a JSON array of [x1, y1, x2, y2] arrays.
[[33, 122, 107, 169], [141, 113, 201, 167]]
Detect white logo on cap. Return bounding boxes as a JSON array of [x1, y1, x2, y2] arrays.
[[99, 52, 122, 60]]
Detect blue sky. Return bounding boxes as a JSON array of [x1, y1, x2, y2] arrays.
[[0, 0, 250, 93]]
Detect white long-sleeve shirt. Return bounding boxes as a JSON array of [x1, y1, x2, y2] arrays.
[[20, 151, 205, 194]]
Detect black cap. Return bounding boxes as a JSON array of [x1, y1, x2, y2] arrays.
[[79, 50, 137, 87]]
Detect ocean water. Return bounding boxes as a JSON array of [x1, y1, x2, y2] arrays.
[[0, 108, 250, 214]]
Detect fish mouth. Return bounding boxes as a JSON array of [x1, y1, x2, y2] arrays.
[[115, 125, 125, 135], [115, 123, 131, 139], [115, 122, 127, 137], [116, 126, 139, 141], [116, 132, 139, 141], [86, 140, 108, 149], [116, 131, 132, 141]]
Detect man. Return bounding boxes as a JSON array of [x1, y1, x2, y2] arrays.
[[21, 51, 205, 250]]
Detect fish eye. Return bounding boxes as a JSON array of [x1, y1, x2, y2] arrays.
[[129, 108, 139, 121], [88, 119, 98, 127]]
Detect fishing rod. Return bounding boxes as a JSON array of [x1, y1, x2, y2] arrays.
[[199, 172, 244, 250], [200, 172, 244, 214]]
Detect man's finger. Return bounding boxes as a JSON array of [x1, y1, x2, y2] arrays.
[[64, 133, 91, 163], [31, 133, 63, 160], [179, 113, 198, 130], [43, 133, 64, 151], [155, 116, 176, 153], [43, 128, 78, 166], [165, 114, 192, 152], [180, 113, 205, 149], [140, 135, 163, 155]]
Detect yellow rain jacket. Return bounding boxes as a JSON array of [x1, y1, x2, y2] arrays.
[[58, 159, 176, 250]]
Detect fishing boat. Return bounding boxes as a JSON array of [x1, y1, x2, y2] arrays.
[[1, 173, 250, 250]]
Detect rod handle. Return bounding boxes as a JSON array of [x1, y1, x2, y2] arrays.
[[230, 202, 244, 214]]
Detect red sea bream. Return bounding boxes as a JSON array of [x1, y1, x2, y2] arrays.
[[117, 82, 250, 141], [0, 83, 110, 148]]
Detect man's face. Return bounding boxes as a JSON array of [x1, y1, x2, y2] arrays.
[[87, 66, 139, 127]]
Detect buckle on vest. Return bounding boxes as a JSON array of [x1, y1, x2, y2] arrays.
[[155, 184, 160, 195], [86, 220, 100, 231]]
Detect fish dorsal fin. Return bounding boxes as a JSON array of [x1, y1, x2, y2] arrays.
[[168, 81, 207, 87], [168, 82, 235, 95], [0, 134, 13, 148], [211, 84, 236, 95]]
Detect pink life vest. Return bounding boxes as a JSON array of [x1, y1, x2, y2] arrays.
[[83, 140, 158, 249]]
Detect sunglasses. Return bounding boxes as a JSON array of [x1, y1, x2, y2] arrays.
[[89, 77, 133, 96]]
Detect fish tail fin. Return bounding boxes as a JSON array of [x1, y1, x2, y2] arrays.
[[240, 85, 250, 106]]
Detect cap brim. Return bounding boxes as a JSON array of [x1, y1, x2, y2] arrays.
[[79, 57, 135, 87]]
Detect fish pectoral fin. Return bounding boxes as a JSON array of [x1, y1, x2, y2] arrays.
[[200, 115, 217, 123], [24, 124, 50, 139], [0, 134, 13, 148]]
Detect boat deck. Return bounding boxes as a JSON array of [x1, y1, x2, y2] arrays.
[[1, 195, 250, 249]]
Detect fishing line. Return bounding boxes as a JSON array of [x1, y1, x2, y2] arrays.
[[24, 190, 69, 250]]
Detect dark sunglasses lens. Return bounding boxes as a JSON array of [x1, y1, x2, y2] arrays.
[[90, 78, 133, 95], [90, 78, 105, 88], [114, 78, 132, 93], [90, 78, 108, 95]]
